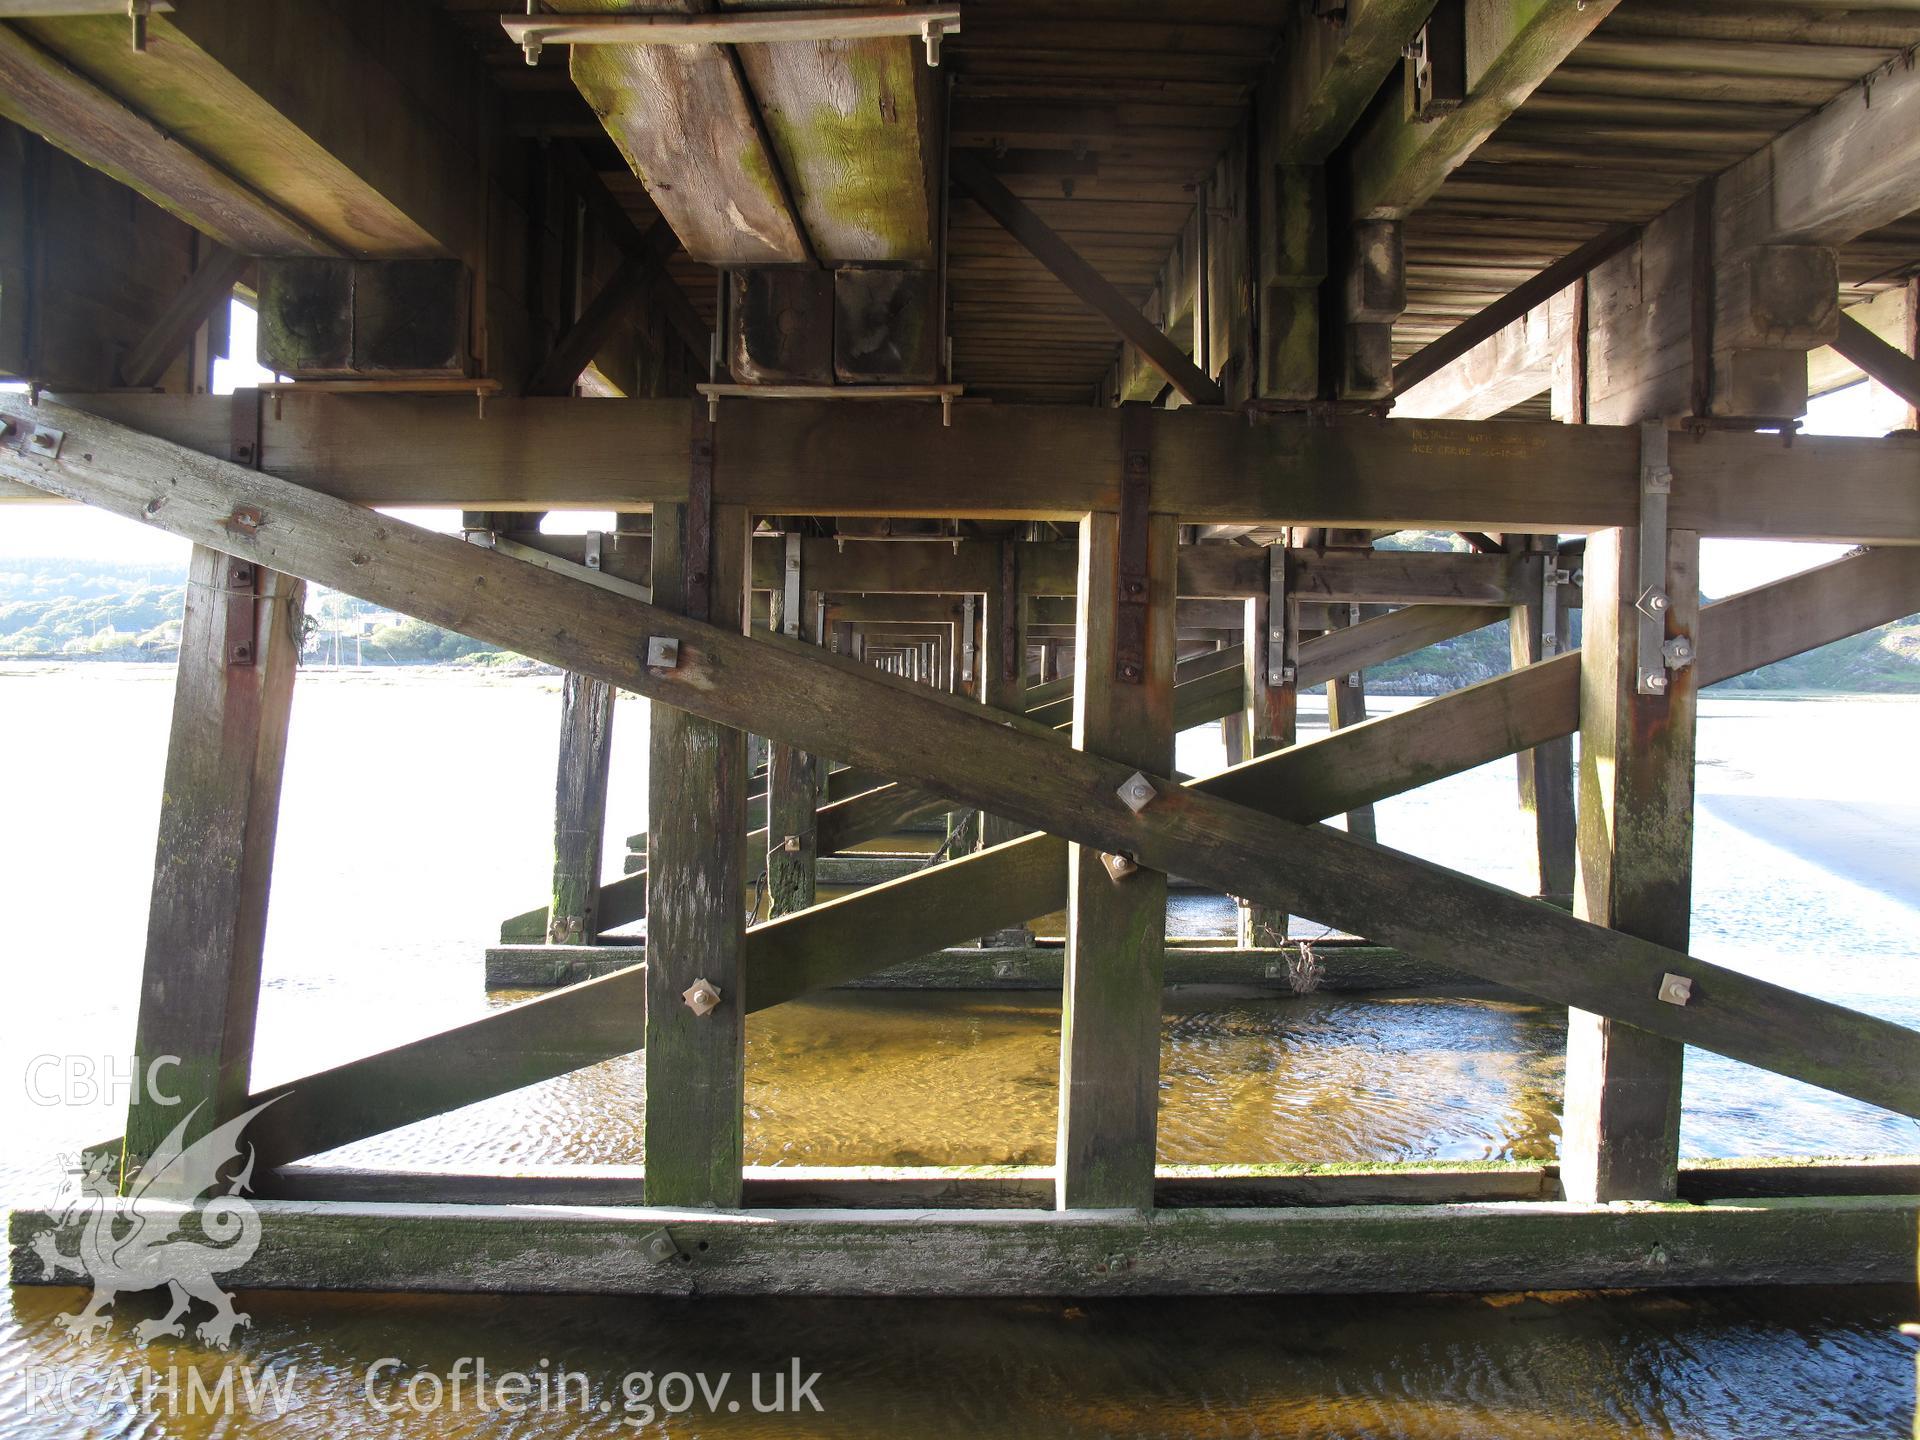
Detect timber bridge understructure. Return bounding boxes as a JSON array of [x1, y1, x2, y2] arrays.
[[5, 0, 1920, 1296]]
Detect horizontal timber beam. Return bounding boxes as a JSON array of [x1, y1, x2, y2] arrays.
[[15, 403, 1920, 1167], [0, 22, 339, 256], [2, 0, 491, 257], [1347, 1, 1621, 221], [6, 392, 1919, 541], [250, 1157, 1920, 1210], [13, 1195, 1916, 1294]]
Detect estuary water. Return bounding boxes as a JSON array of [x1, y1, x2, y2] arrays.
[[2, 663, 1917, 1437]]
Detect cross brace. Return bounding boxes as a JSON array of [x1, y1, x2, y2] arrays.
[[6, 400, 1917, 1168]]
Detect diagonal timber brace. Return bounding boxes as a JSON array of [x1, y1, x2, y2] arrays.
[[242, 539, 1920, 1165], [227, 542, 1920, 1166], [8, 398, 1919, 1166]]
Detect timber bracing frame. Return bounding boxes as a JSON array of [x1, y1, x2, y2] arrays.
[[6, 392, 1920, 1297]]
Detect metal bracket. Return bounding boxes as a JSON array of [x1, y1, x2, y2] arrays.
[[1636, 421, 1676, 696], [1541, 560, 1570, 654], [503, 6, 960, 69], [1115, 405, 1151, 684], [1266, 544, 1297, 688], [583, 531, 604, 572], [224, 559, 260, 668], [781, 531, 802, 638]]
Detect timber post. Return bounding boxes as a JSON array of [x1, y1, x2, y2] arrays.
[[1510, 535, 1577, 906], [1057, 420, 1177, 1207], [642, 407, 750, 1209], [1563, 521, 1700, 1203], [124, 536, 303, 1183], [1236, 564, 1297, 949], [979, 535, 1034, 946], [765, 533, 818, 917], [547, 672, 615, 944]]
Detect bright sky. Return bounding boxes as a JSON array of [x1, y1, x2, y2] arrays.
[[0, 302, 1910, 600]]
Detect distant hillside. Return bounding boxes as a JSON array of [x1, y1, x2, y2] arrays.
[[0, 557, 495, 664], [1358, 532, 1920, 695], [4, 551, 1915, 692]]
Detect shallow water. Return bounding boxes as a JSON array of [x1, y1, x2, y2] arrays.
[[3, 665, 1918, 1435]]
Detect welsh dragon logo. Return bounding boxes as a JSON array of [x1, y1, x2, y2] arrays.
[[27, 1099, 275, 1349]]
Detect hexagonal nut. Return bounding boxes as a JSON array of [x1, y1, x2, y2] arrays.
[[1100, 852, 1139, 882], [682, 978, 722, 1016], [1657, 972, 1692, 1007]]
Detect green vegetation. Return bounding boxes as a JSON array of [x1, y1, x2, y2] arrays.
[[4, 551, 1915, 691], [0, 558, 516, 665]]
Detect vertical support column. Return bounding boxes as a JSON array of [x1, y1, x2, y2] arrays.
[[1562, 524, 1699, 1203], [1257, 163, 1327, 400], [766, 532, 817, 917], [1341, 219, 1405, 399], [125, 539, 304, 1178], [1323, 606, 1377, 844], [644, 406, 749, 1209], [548, 673, 615, 943], [978, 537, 1033, 944], [1510, 537, 1577, 905], [1218, 635, 1247, 765], [1236, 547, 1295, 947], [1057, 490, 1176, 1212]]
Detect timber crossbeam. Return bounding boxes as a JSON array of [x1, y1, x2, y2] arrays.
[[4, 391, 1918, 541], [12, 1195, 1917, 1295]]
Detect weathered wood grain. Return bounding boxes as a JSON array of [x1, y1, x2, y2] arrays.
[[1347, 0, 1621, 220], [14, 1195, 1918, 1295], [547, 673, 615, 944], [10, 392, 1920, 541], [737, 33, 938, 264], [15, 0, 486, 256], [0, 23, 340, 257], [1508, 543, 1575, 904], [235, 1155, 1920, 1211], [643, 497, 750, 1207], [1058, 510, 1176, 1210], [1563, 528, 1697, 1202], [569, 2, 808, 265], [124, 543, 302, 1182]]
